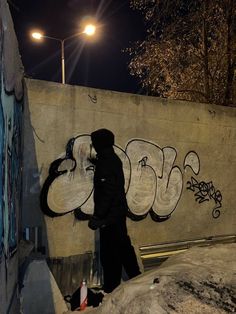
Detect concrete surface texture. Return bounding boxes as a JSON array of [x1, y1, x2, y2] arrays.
[[67, 243, 236, 314], [23, 79, 236, 258], [21, 259, 68, 314], [0, 0, 24, 100], [0, 1, 24, 313]]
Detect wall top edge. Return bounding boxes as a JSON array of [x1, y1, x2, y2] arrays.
[[25, 78, 236, 113]]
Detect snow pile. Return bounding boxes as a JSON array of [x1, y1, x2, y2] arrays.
[[66, 243, 236, 314]]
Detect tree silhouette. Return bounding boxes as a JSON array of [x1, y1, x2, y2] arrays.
[[127, 0, 236, 106]]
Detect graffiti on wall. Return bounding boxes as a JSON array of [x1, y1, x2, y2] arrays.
[[40, 134, 222, 221], [123, 139, 184, 221], [0, 79, 23, 257], [186, 177, 222, 218]]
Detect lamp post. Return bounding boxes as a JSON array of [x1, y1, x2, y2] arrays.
[[31, 24, 96, 84]]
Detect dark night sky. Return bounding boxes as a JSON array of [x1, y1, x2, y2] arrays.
[[10, 0, 146, 94]]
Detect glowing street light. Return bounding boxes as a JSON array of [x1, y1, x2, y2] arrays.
[[32, 32, 43, 40], [83, 24, 96, 36], [31, 23, 97, 84]]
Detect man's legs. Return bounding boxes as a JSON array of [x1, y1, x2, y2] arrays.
[[122, 234, 141, 278], [100, 225, 122, 293]]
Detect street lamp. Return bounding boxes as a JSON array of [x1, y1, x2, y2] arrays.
[[31, 24, 97, 84]]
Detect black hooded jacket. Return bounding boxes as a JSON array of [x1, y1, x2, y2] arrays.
[[91, 129, 128, 226]]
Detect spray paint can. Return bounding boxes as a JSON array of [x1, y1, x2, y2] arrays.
[[80, 279, 88, 311]]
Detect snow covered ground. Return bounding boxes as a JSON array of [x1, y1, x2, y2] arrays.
[[66, 243, 236, 314]]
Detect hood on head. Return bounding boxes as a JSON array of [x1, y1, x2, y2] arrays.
[[91, 128, 114, 152]]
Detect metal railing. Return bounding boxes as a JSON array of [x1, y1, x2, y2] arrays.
[[139, 234, 236, 271]]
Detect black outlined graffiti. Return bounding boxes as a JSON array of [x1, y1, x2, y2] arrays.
[[184, 151, 200, 175], [88, 94, 97, 103], [135, 156, 171, 222], [0, 95, 23, 256], [126, 155, 157, 221], [40, 134, 93, 218], [124, 139, 183, 221], [40, 135, 183, 221], [187, 176, 222, 218], [40, 135, 222, 222]]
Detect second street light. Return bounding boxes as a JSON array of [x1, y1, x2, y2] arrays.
[[31, 24, 97, 84]]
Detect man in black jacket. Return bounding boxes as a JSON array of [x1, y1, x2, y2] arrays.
[[88, 128, 141, 293]]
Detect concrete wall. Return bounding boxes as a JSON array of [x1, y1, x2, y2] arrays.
[[24, 78, 236, 258], [0, 0, 24, 313], [0, 78, 23, 314]]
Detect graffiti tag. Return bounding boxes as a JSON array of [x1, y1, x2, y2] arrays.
[[187, 176, 222, 218]]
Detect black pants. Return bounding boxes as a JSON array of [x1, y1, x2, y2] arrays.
[[99, 220, 141, 293]]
